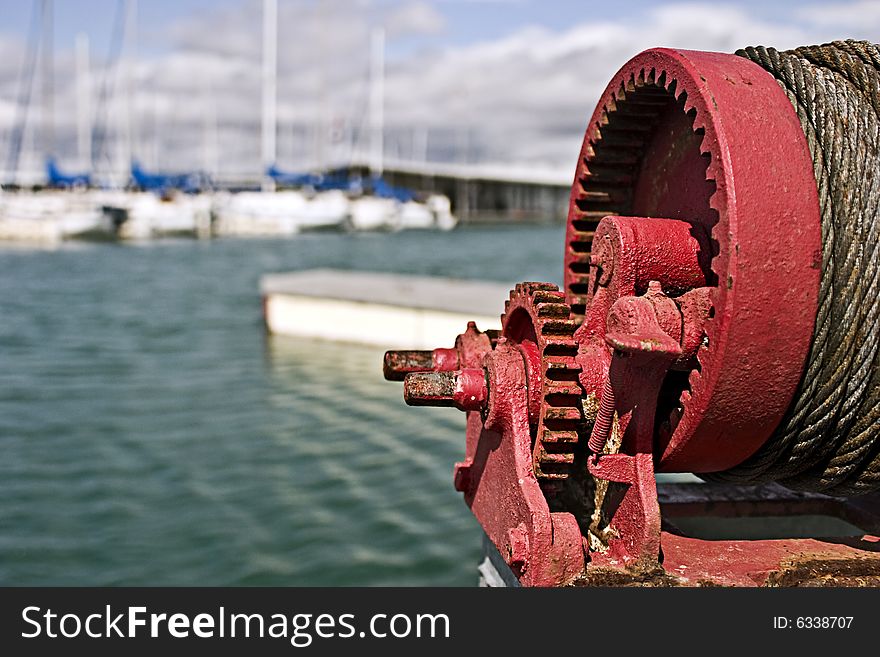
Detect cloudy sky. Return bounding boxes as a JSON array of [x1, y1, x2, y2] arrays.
[[1, 0, 878, 181]]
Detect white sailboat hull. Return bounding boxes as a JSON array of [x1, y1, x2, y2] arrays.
[[348, 196, 400, 231], [213, 190, 348, 237], [103, 193, 212, 240], [0, 192, 114, 244]]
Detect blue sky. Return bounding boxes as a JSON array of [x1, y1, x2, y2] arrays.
[[0, 0, 864, 59], [0, 0, 240, 57]]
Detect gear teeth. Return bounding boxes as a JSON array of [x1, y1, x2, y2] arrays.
[[539, 318, 578, 334], [541, 339, 578, 355], [571, 227, 598, 239], [565, 63, 721, 451], [501, 282, 584, 493], [545, 382, 582, 397], [545, 362, 581, 383], [531, 290, 565, 304], [572, 210, 610, 222], [544, 407, 582, 422], [568, 251, 591, 265], [541, 429, 579, 446], [534, 444, 575, 480], [574, 190, 615, 204], [565, 73, 682, 324], [545, 355, 580, 366], [536, 302, 571, 318], [537, 450, 575, 465]]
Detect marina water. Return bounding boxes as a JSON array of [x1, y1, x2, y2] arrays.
[[0, 225, 562, 585]]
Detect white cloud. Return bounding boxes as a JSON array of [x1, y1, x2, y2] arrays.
[[386, 1, 447, 37], [798, 0, 880, 31]]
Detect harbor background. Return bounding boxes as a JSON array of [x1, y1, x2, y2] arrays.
[[1, 0, 878, 586]]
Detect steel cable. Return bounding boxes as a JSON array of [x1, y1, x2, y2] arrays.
[[704, 40, 880, 495]]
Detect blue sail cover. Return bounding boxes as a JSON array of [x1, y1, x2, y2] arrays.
[[266, 165, 361, 192], [318, 171, 362, 192], [266, 166, 417, 201], [131, 161, 205, 193], [266, 164, 322, 188], [370, 176, 415, 202], [45, 157, 91, 187]]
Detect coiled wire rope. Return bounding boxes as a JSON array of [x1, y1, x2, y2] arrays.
[[704, 40, 880, 496]]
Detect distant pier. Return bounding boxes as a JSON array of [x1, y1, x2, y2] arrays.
[[334, 161, 572, 223], [260, 268, 513, 349]]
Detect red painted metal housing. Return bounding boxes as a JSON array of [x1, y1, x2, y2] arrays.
[[565, 48, 822, 473], [382, 47, 880, 586]]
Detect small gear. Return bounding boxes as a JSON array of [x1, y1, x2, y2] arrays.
[[501, 283, 584, 488]]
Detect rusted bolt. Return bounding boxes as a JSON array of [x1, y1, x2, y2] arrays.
[[383, 350, 434, 381], [404, 371, 457, 406], [383, 347, 459, 381], [403, 368, 488, 411]]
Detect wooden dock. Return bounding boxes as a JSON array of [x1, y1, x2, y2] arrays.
[[260, 268, 514, 349]]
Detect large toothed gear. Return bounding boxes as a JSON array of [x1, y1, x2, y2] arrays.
[[565, 49, 821, 476], [565, 62, 721, 475], [500, 283, 583, 488]]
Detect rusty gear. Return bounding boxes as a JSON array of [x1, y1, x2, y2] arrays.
[[566, 84, 673, 324], [500, 283, 583, 487], [568, 67, 718, 471]]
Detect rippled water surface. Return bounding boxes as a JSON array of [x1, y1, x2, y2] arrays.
[[0, 226, 563, 585]]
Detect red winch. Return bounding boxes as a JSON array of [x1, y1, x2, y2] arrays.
[[384, 43, 880, 586]]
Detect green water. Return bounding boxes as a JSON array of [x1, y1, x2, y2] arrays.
[[0, 226, 564, 585]]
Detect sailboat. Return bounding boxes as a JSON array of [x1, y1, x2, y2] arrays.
[[213, 183, 350, 237], [93, 1, 219, 241], [347, 29, 457, 233], [346, 176, 457, 232], [0, 1, 113, 244], [0, 189, 114, 244], [98, 161, 210, 240], [398, 193, 457, 231], [212, 0, 348, 237]]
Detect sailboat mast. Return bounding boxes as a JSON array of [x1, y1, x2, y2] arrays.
[[368, 27, 385, 178], [202, 77, 218, 179], [261, 0, 277, 191], [120, 0, 137, 185], [75, 33, 91, 172], [314, 2, 327, 174], [41, 0, 54, 160]]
